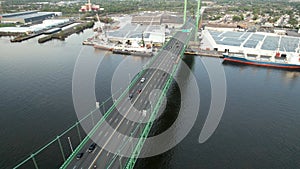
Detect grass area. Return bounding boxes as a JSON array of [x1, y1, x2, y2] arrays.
[[0, 23, 16, 27]]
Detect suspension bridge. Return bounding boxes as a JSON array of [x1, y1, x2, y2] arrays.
[[13, 1, 204, 168]]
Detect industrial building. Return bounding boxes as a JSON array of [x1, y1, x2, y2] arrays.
[[0, 11, 62, 24], [0, 19, 69, 33], [131, 12, 183, 27], [104, 15, 167, 46], [131, 16, 162, 25], [200, 29, 300, 56]]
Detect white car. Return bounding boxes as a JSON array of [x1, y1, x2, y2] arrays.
[[142, 110, 147, 117], [140, 77, 145, 83]]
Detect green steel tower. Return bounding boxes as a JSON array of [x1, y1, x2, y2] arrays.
[[184, 0, 201, 37], [196, 0, 201, 30], [195, 0, 201, 41], [183, 0, 187, 24]]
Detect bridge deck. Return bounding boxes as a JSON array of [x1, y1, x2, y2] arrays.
[[64, 20, 195, 169]]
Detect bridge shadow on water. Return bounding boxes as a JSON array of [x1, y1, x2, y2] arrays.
[[135, 55, 196, 169]]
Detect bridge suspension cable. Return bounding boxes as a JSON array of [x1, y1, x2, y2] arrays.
[[13, 88, 123, 169]]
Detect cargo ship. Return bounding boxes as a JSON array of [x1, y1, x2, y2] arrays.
[[112, 49, 153, 57], [82, 37, 96, 46], [112, 40, 153, 57], [223, 50, 300, 69]]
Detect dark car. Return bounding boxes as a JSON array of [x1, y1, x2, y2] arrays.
[[88, 143, 97, 152], [129, 93, 133, 100], [76, 152, 84, 159], [137, 89, 142, 94]]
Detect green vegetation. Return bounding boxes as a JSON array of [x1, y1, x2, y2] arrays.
[[252, 14, 258, 21], [41, 4, 81, 15], [202, 0, 300, 29], [268, 16, 280, 23], [232, 15, 242, 22], [1, 0, 195, 15], [289, 18, 298, 27], [0, 23, 16, 27], [209, 15, 222, 21], [1, 0, 299, 29]]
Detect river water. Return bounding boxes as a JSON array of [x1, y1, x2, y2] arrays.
[[1, 29, 300, 169]]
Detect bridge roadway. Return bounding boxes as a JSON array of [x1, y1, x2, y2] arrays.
[[67, 29, 192, 169]]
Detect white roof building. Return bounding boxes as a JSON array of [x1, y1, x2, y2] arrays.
[[0, 19, 69, 33]]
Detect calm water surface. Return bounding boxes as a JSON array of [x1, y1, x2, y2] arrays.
[[1, 30, 300, 169]]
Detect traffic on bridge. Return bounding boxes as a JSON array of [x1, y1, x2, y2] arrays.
[[64, 20, 196, 169]]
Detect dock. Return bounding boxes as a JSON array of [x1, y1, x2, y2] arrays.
[[112, 49, 153, 57], [38, 21, 94, 43], [10, 21, 75, 43], [10, 32, 43, 42], [184, 48, 223, 58]]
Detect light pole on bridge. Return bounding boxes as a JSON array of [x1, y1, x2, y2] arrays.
[[68, 137, 74, 153], [183, 0, 187, 24]]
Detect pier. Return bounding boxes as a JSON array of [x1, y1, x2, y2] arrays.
[[38, 22, 94, 43], [7, 21, 94, 43], [184, 49, 223, 57]]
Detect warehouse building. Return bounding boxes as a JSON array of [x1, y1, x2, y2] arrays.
[[0, 19, 69, 34], [0, 11, 61, 24]]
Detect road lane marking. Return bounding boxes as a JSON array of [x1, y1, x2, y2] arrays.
[[98, 130, 103, 137], [92, 147, 97, 154]]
